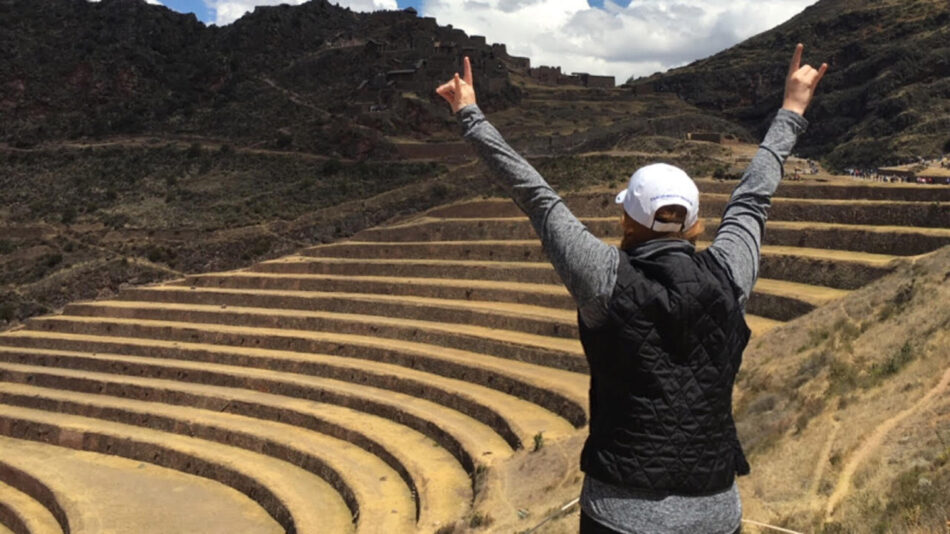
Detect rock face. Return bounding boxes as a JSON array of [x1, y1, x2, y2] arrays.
[[0, 0, 520, 157], [631, 0, 950, 168]]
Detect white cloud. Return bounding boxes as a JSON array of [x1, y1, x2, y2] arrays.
[[421, 0, 817, 83], [205, 0, 398, 25]]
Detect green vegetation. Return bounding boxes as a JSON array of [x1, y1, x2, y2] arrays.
[[847, 456, 950, 534], [797, 327, 831, 353], [532, 153, 725, 192], [532, 431, 545, 452], [738, 316, 921, 454], [794, 396, 826, 433], [826, 342, 917, 396], [468, 512, 494, 528], [877, 279, 916, 321], [868, 342, 915, 381], [0, 143, 447, 329], [472, 464, 490, 496], [0, 147, 442, 231]]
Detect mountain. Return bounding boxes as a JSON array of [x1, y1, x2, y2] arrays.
[[3, 0, 519, 325], [631, 0, 950, 169], [0, 0, 519, 158], [2, 0, 947, 328]]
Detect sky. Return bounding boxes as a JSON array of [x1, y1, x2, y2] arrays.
[[114, 0, 818, 82]]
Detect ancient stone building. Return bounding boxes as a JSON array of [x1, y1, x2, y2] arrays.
[[573, 73, 615, 88], [530, 66, 561, 84]]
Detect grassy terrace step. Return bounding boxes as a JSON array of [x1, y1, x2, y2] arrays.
[[745, 316, 781, 337], [251, 257, 566, 286], [0, 350, 470, 531], [748, 279, 850, 322], [0, 342, 509, 480], [0, 405, 352, 534], [0, 376, 416, 534], [0, 459, 66, 534], [745, 221, 950, 256], [187, 271, 576, 317], [184, 271, 783, 333], [353, 217, 950, 256], [755, 244, 899, 290], [33, 308, 587, 427], [119, 286, 580, 339], [692, 179, 950, 202], [1, 322, 580, 449], [0, 435, 282, 534], [426, 194, 949, 228], [62, 300, 585, 370], [300, 240, 898, 290], [0, 479, 60, 534], [704, 195, 946, 229]]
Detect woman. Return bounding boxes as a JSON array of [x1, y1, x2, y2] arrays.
[[436, 45, 827, 534]]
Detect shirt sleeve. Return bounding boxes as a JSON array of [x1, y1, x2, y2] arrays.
[[707, 108, 809, 305], [458, 104, 618, 328]]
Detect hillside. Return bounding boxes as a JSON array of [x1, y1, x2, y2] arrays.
[[0, 0, 756, 331], [632, 0, 950, 169], [0, 1, 948, 532], [0, 174, 947, 533], [0, 0, 518, 156], [0, 0, 510, 326], [7, 0, 948, 329], [735, 245, 950, 533]]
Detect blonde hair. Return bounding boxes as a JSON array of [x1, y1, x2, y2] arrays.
[[620, 205, 704, 249]]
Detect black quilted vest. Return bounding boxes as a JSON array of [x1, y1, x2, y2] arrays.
[[578, 240, 751, 494]]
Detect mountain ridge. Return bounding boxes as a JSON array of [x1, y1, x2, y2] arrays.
[[0, 0, 519, 158], [631, 0, 950, 169]]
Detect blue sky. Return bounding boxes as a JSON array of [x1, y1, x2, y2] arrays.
[[157, 0, 214, 22], [146, 0, 814, 82]]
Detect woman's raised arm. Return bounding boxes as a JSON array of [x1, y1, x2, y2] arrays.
[[435, 58, 619, 328], [708, 44, 827, 305]]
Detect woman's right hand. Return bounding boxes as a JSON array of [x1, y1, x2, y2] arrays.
[[436, 56, 477, 114], [782, 43, 828, 116]]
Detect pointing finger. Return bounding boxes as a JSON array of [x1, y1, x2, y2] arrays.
[[435, 81, 452, 100], [789, 43, 804, 76], [815, 62, 829, 86], [463, 56, 473, 86]]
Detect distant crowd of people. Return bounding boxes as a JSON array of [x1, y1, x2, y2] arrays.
[[789, 159, 820, 180], [845, 154, 950, 185], [846, 169, 903, 183]]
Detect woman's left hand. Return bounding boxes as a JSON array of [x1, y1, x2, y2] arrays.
[[782, 43, 828, 116], [436, 56, 477, 114]]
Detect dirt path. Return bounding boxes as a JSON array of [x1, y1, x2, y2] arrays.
[[809, 419, 840, 497], [259, 77, 331, 118], [824, 366, 950, 518]]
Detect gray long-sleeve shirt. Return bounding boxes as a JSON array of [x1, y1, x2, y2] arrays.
[[460, 105, 807, 327], [458, 104, 807, 533]]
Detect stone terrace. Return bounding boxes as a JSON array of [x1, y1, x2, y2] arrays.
[[0, 179, 947, 533]]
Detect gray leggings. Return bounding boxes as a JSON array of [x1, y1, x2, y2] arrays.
[[580, 510, 741, 534]]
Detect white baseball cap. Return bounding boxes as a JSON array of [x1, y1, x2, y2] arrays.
[[615, 163, 699, 233]]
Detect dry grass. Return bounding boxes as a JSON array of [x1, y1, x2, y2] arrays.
[[736, 246, 950, 533]]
